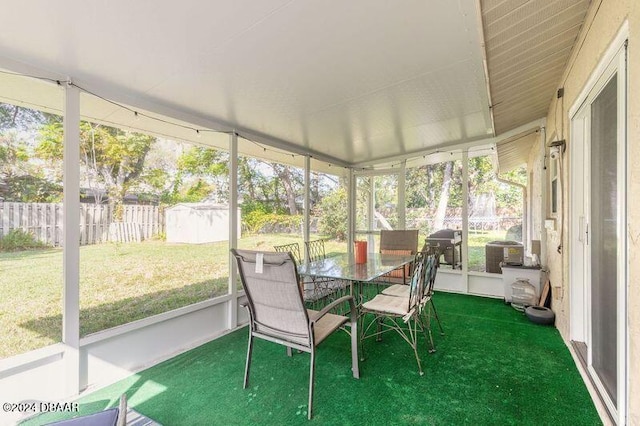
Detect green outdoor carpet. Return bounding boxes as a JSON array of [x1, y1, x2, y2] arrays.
[[24, 292, 601, 425]]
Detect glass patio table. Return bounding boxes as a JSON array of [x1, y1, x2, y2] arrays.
[[298, 252, 414, 282], [297, 252, 415, 307]]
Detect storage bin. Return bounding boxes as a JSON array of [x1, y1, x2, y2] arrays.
[[511, 278, 537, 312]]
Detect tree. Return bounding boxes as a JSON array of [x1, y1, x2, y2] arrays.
[[37, 118, 155, 216], [269, 163, 302, 215], [433, 161, 454, 230], [315, 187, 348, 240], [168, 146, 229, 203], [0, 104, 45, 132], [0, 104, 62, 202], [467, 156, 497, 216]]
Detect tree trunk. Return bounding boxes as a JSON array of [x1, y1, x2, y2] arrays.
[[239, 159, 256, 200], [434, 161, 453, 230], [273, 164, 298, 215]]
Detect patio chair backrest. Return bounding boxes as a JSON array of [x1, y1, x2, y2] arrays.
[[408, 251, 427, 312], [420, 245, 440, 300], [273, 242, 302, 264], [231, 249, 311, 347], [380, 230, 419, 253], [380, 230, 420, 281], [305, 239, 327, 262]]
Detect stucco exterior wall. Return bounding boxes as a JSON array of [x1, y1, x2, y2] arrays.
[[530, 0, 638, 422]]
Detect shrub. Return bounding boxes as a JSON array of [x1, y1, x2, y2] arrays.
[[0, 229, 48, 252], [314, 188, 348, 241], [243, 210, 302, 234]]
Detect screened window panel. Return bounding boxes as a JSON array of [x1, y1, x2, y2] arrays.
[[590, 75, 618, 404]]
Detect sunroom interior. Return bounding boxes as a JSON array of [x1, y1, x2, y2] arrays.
[[0, 0, 635, 424]]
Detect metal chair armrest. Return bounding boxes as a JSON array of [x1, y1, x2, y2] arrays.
[[309, 295, 355, 324]]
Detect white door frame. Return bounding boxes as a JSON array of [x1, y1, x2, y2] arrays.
[[352, 168, 405, 252], [568, 22, 628, 424]]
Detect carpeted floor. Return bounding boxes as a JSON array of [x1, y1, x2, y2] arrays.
[[24, 292, 601, 425]]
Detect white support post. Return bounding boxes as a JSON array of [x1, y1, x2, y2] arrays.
[[347, 169, 355, 255], [398, 161, 406, 229], [304, 156, 311, 261], [228, 132, 238, 329], [62, 82, 80, 396], [461, 151, 469, 291], [368, 176, 375, 252]]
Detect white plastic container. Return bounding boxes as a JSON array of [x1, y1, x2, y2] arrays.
[[510, 278, 537, 312], [502, 265, 542, 302]]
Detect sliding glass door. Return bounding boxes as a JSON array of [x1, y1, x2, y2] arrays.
[[570, 42, 626, 421]]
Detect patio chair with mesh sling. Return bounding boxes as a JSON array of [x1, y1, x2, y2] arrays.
[[231, 249, 359, 420]]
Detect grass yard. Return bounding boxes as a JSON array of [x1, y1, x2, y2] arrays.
[[1, 230, 503, 359], [0, 234, 346, 359]]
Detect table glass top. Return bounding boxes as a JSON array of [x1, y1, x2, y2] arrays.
[[297, 253, 414, 282]]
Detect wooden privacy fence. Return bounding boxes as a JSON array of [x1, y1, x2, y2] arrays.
[[0, 202, 164, 246]]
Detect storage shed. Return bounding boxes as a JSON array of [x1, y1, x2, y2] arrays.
[[165, 203, 240, 244]]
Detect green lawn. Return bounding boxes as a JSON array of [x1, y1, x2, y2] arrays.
[[0, 234, 346, 359], [1, 231, 502, 359]]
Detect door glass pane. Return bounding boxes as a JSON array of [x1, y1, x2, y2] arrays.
[[310, 167, 348, 255], [467, 156, 525, 273], [355, 174, 398, 252], [373, 175, 398, 231], [406, 160, 463, 269], [590, 75, 617, 404]]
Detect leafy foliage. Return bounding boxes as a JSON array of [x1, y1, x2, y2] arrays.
[[315, 187, 348, 240], [243, 210, 303, 234], [3, 175, 62, 202], [0, 104, 46, 132], [0, 113, 62, 202], [0, 101, 527, 243], [37, 118, 155, 211], [0, 229, 48, 252]]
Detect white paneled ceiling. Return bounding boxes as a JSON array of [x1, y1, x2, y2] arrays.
[[496, 129, 540, 173], [0, 0, 590, 167], [480, 0, 590, 135]]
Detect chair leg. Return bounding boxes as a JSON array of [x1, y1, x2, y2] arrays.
[[308, 348, 316, 420], [419, 311, 436, 354], [358, 313, 366, 362], [409, 318, 424, 376], [376, 316, 383, 342], [244, 334, 254, 389], [286, 346, 292, 357], [430, 299, 445, 335], [350, 314, 360, 379]]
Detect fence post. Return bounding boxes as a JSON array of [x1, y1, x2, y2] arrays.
[[1, 202, 9, 238]]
